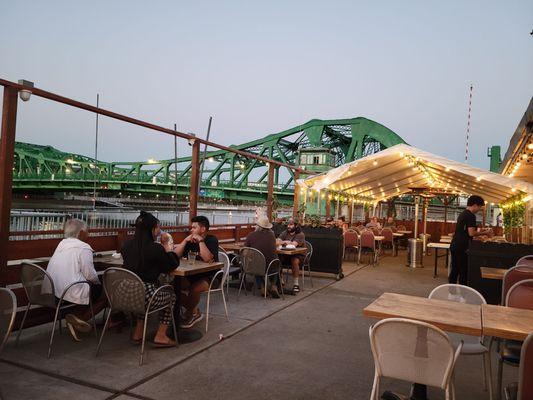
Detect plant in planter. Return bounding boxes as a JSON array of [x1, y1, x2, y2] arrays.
[[501, 195, 526, 233], [303, 214, 322, 228]]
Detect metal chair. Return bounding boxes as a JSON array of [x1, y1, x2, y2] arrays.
[[381, 228, 395, 256], [203, 252, 230, 333], [516, 255, 533, 267], [501, 266, 533, 305], [265, 259, 284, 300], [16, 262, 97, 358], [95, 267, 177, 366], [429, 284, 493, 400], [0, 288, 16, 400], [237, 247, 266, 298], [504, 333, 533, 400], [369, 318, 462, 400], [497, 279, 533, 399], [343, 231, 359, 263], [359, 230, 377, 266], [301, 241, 314, 289]]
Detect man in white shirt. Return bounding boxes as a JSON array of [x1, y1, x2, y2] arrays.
[[46, 219, 106, 341]]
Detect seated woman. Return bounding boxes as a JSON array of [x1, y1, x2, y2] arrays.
[[244, 216, 280, 298], [121, 211, 178, 347], [47, 218, 107, 341]]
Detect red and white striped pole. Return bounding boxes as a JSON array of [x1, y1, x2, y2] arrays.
[[465, 84, 473, 163]]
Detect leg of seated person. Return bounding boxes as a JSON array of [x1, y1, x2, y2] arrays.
[[187, 279, 209, 317]]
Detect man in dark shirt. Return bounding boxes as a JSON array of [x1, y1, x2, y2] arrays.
[[449, 195, 492, 285], [277, 219, 306, 293], [245, 216, 280, 298], [174, 216, 219, 328]]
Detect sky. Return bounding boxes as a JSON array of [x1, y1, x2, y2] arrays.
[[1, 0, 532, 170]]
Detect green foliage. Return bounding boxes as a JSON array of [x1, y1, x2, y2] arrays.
[[303, 214, 322, 228], [500, 195, 526, 233]]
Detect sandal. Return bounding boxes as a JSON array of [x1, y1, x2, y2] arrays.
[[153, 339, 176, 348]]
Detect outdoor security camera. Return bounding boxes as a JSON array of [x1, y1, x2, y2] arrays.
[[187, 133, 196, 146], [18, 79, 34, 102]]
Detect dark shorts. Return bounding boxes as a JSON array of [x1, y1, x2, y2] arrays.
[[279, 254, 305, 266], [185, 271, 218, 285]]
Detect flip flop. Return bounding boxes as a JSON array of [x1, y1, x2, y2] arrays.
[[153, 340, 176, 348]]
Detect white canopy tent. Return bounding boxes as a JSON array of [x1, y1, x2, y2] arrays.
[[299, 144, 532, 205]]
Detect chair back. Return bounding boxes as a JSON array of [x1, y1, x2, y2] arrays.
[[516, 255, 533, 267], [369, 318, 459, 389], [397, 225, 407, 231], [390, 226, 398, 233], [518, 333, 533, 399], [20, 262, 56, 308], [429, 284, 486, 341], [0, 288, 16, 354], [371, 227, 381, 236], [355, 225, 365, 233], [102, 268, 146, 314], [344, 231, 358, 247], [505, 279, 533, 310], [360, 230, 375, 250], [381, 228, 393, 243], [240, 247, 266, 276], [218, 251, 231, 287], [304, 241, 313, 266], [502, 266, 533, 304]]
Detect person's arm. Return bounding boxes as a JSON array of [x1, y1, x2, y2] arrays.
[[153, 244, 180, 273], [468, 227, 493, 237], [195, 235, 216, 262], [80, 249, 100, 284], [174, 234, 193, 257]]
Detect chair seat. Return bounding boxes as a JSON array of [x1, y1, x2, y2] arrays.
[[500, 340, 522, 365], [228, 266, 241, 275]]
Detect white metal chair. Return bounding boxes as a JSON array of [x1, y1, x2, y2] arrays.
[[429, 284, 493, 400], [203, 252, 230, 333], [16, 262, 97, 358], [0, 288, 16, 400], [369, 318, 462, 400], [95, 267, 177, 366]]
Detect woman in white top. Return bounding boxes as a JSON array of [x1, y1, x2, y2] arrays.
[[46, 219, 106, 341]]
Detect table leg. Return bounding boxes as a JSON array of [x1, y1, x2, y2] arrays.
[[173, 276, 203, 344], [433, 248, 438, 278]]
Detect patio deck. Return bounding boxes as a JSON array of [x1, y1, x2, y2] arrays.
[[0, 252, 518, 399]]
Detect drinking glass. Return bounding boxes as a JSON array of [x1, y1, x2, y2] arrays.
[[189, 251, 198, 265]]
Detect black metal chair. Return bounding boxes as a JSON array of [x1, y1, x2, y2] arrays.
[[95, 267, 177, 365], [16, 262, 97, 358], [0, 288, 16, 400]]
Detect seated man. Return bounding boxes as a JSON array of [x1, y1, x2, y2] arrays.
[[325, 217, 335, 227], [383, 216, 396, 228], [336, 216, 348, 232], [244, 216, 280, 298], [277, 219, 306, 293], [174, 216, 219, 328], [46, 219, 107, 341], [366, 216, 382, 229]]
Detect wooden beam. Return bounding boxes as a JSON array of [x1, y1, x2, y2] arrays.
[[189, 139, 200, 224], [292, 170, 300, 219], [326, 193, 331, 218], [267, 163, 275, 220], [0, 87, 18, 285]]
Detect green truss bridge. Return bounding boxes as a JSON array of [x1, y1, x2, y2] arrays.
[[13, 117, 406, 205]]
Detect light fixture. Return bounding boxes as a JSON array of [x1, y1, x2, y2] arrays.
[[18, 79, 34, 102], [529, 144, 533, 150], [373, 160, 378, 166], [208, 157, 214, 162]]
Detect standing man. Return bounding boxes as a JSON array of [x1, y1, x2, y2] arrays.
[[449, 195, 492, 285]]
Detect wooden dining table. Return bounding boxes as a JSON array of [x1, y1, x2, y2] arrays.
[[480, 267, 507, 280], [363, 292, 482, 336], [481, 304, 533, 341]]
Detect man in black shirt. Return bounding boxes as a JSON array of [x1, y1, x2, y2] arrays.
[[174, 216, 219, 328], [449, 195, 492, 285]]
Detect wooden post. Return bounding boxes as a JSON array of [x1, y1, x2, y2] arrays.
[[325, 193, 331, 218], [189, 139, 200, 225], [0, 87, 18, 285], [266, 163, 275, 220], [292, 170, 300, 219], [348, 201, 354, 226]]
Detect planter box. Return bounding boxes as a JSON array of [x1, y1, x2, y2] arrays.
[[273, 224, 344, 279], [468, 241, 533, 304]]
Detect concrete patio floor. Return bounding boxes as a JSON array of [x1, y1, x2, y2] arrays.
[[0, 252, 518, 399]]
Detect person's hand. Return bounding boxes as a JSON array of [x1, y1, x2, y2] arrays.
[[484, 228, 494, 237], [192, 234, 204, 243], [184, 234, 194, 243], [163, 241, 173, 252]]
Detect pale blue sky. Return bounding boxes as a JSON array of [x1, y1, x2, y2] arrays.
[[1, 0, 532, 169]]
